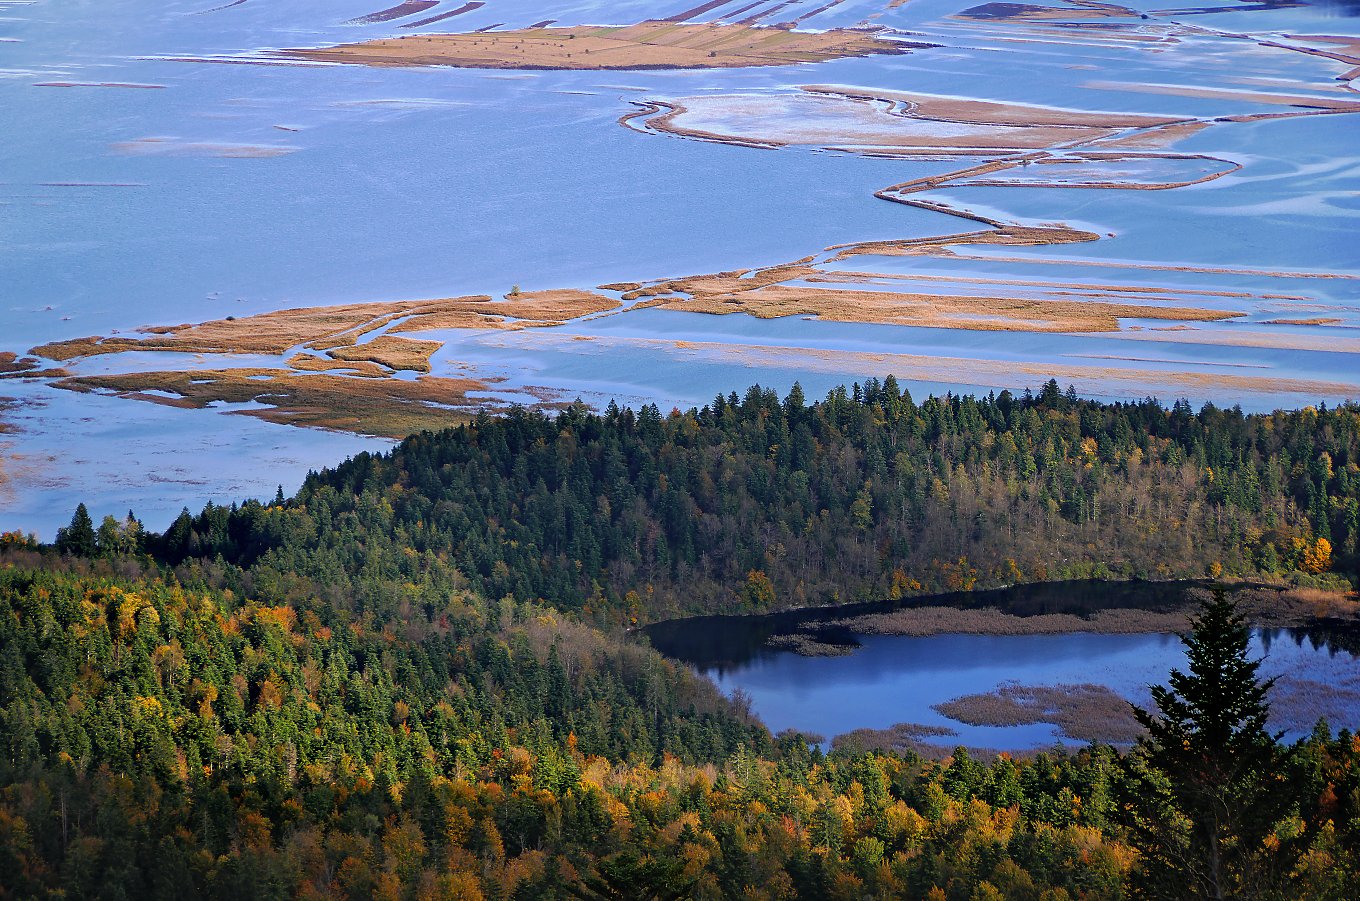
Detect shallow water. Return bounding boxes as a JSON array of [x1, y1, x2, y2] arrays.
[[646, 583, 1360, 750], [2, 0, 1357, 535], [700, 629, 1360, 750]]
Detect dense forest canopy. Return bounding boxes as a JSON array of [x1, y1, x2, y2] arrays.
[[117, 378, 1357, 624], [2, 557, 1358, 899], [2, 380, 1358, 898]]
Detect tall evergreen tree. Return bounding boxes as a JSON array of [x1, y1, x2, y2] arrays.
[[54, 503, 96, 556], [1127, 590, 1299, 900]]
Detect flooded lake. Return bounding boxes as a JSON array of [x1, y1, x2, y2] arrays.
[[647, 583, 1360, 752]]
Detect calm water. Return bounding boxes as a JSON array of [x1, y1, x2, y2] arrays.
[[647, 584, 1360, 751]]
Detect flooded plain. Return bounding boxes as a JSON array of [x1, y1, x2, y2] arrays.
[[2, 0, 1358, 535]]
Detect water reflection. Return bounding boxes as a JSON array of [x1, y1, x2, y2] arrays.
[[647, 584, 1360, 751]]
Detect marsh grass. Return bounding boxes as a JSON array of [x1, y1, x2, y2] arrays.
[[934, 682, 1146, 745], [283, 23, 906, 72], [54, 369, 562, 438], [830, 605, 1192, 637], [766, 631, 859, 656]]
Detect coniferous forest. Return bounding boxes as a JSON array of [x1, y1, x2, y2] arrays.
[[3, 381, 1360, 899]]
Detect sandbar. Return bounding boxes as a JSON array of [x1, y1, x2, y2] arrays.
[[32, 290, 619, 362], [53, 369, 557, 438], [281, 22, 909, 71], [654, 284, 1240, 332]]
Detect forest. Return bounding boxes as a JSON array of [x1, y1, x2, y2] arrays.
[[113, 378, 1357, 623], [2, 380, 1359, 898], [2, 552, 1359, 899]]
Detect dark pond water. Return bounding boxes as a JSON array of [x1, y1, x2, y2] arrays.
[[646, 582, 1360, 752]]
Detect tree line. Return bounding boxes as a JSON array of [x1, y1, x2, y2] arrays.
[[43, 378, 1357, 625]]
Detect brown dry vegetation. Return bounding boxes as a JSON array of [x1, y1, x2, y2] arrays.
[[1093, 120, 1213, 149], [934, 247, 1360, 281], [827, 224, 1102, 261], [828, 605, 1192, 637], [935, 683, 1146, 744], [627, 265, 818, 301], [285, 354, 392, 378], [0, 353, 40, 376], [1104, 328, 1360, 354], [953, 2, 1136, 20], [53, 369, 519, 438], [32, 291, 620, 363], [765, 631, 859, 656], [1268, 671, 1360, 734], [656, 284, 1239, 332], [327, 335, 442, 373], [282, 22, 906, 71], [33, 303, 414, 360], [1234, 586, 1360, 627]]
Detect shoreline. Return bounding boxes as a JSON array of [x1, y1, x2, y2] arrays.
[[642, 579, 1360, 658]]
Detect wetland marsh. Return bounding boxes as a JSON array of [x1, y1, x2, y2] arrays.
[[647, 582, 1360, 753]]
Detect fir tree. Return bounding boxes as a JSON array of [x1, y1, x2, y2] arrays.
[[54, 503, 96, 556], [1127, 590, 1299, 900]]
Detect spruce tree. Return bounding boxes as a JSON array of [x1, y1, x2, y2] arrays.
[[1127, 590, 1299, 900], [54, 503, 97, 556]]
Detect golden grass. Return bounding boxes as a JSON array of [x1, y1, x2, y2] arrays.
[[1264, 317, 1344, 326], [54, 369, 510, 438], [33, 302, 415, 360], [31, 291, 620, 362], [282, 23, 906, 71], [656, 284, 1240, 332], [391, 290, 620, 332], [328, 335, 442, 373], [827, 224, 1101, 261], [645, 265, 818, 299], [0, 353, 39, 375], [935, 683, 1145, 744], [285, 354, 392, 378], [24, 290, 613, 436], [1100, 329, 1360, 354], [952, 1, 1135, 19], [831, 605, 1190, 637]]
